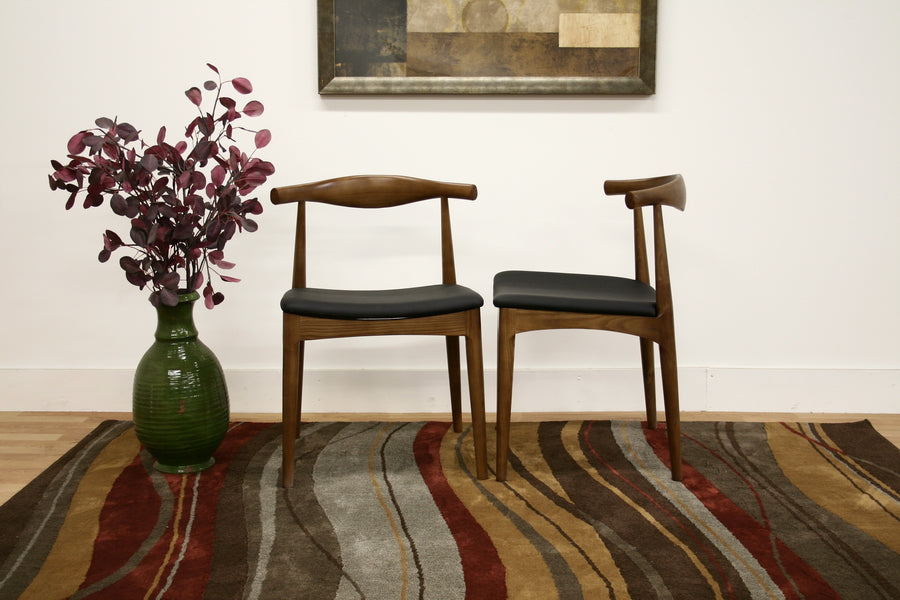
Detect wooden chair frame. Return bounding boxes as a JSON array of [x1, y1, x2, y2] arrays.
[[495, 174, 686, 481], [272, 175, 488, 487]]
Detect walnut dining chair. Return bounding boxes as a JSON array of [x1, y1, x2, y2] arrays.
[[271, 175, 488, 487], [493, 174, 686, 482]]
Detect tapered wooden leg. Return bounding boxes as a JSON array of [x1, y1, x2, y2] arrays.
[[659, 338, 682, 481], [295, 341, 304, 435], [640, 337, 657, 429], [464, 310, 488, 480], [496, 309, 516, 482], [446, 336, 463, 433], [282, 326, 304, 488]]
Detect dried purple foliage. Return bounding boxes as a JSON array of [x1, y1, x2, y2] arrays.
[[49, 64, 275, 308]]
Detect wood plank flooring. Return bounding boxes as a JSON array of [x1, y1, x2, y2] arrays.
[[2, 411, 898, 505]]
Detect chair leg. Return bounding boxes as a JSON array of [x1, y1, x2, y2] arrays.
[[445, 336, 463, 433], [463, 311, 488, 480], [496, 309, 516, 482], [282, 335, 304, 488], [295, 341, 304, 434], [659, 338, 682, 481], [640, 337, 657, 429]]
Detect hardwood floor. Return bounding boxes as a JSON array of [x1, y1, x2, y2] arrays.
[[1, 411, 898, 505]]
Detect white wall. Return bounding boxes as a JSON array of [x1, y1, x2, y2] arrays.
[[1, 1, 897, 414]]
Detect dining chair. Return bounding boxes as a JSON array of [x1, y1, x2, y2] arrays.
[[271, 175, 488, 487], [493, 174, 686, 482]]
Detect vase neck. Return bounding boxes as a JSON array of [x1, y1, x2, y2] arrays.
[[154, 292, 199, 341]]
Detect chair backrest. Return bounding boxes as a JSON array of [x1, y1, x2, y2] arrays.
[[604, 174, 686, 317], [270, 175, 478, 288]]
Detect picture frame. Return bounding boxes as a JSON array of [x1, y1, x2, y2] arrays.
[[317, 0, 657, 95]]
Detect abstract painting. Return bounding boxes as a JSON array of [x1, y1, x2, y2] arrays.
[[318, 0, 657, 94]]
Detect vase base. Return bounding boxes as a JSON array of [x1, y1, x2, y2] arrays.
[[153, 457, 215, 474]]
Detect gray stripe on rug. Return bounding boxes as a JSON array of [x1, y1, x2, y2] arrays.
[[614, 420, 784, 599]]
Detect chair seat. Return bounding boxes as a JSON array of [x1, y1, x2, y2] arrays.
[[493, 270, 657, 317], [281, 284, 484, 320]]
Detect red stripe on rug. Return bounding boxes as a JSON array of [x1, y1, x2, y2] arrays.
[[645, 425, 838, 599], [581, 421, 740, 596], [81, 422, 270, 598], [81, 453, 162, 589], [414, 422, 506, 599], [150, 422, 271, 599]]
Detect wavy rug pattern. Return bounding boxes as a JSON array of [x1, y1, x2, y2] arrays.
[[1, 419, 899, 599]]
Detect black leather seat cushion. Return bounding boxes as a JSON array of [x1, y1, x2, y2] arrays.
[[281, 284, 484, 320], [493, 270, 657, 317]]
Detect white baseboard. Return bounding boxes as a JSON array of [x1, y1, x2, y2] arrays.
[[0, 367, 897, 414]]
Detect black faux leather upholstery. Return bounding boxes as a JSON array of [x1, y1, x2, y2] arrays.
[[281, 284, 484, 320], [493, 270, 657, 317]]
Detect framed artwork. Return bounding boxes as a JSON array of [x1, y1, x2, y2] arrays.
[[317, 0, 657, 95]]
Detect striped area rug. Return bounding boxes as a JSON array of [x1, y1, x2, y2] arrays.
[[1, 419, 899, 599]]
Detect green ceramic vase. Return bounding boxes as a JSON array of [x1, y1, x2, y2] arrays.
[[133, 291, 229, 473]]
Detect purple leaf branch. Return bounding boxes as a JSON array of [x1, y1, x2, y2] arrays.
[[48, 64, 275, 308]]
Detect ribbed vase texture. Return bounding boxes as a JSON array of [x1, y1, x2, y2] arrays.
[[132, 291, 229, 473]]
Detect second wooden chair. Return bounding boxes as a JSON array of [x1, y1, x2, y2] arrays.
[[493, 174, 687, 482]]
